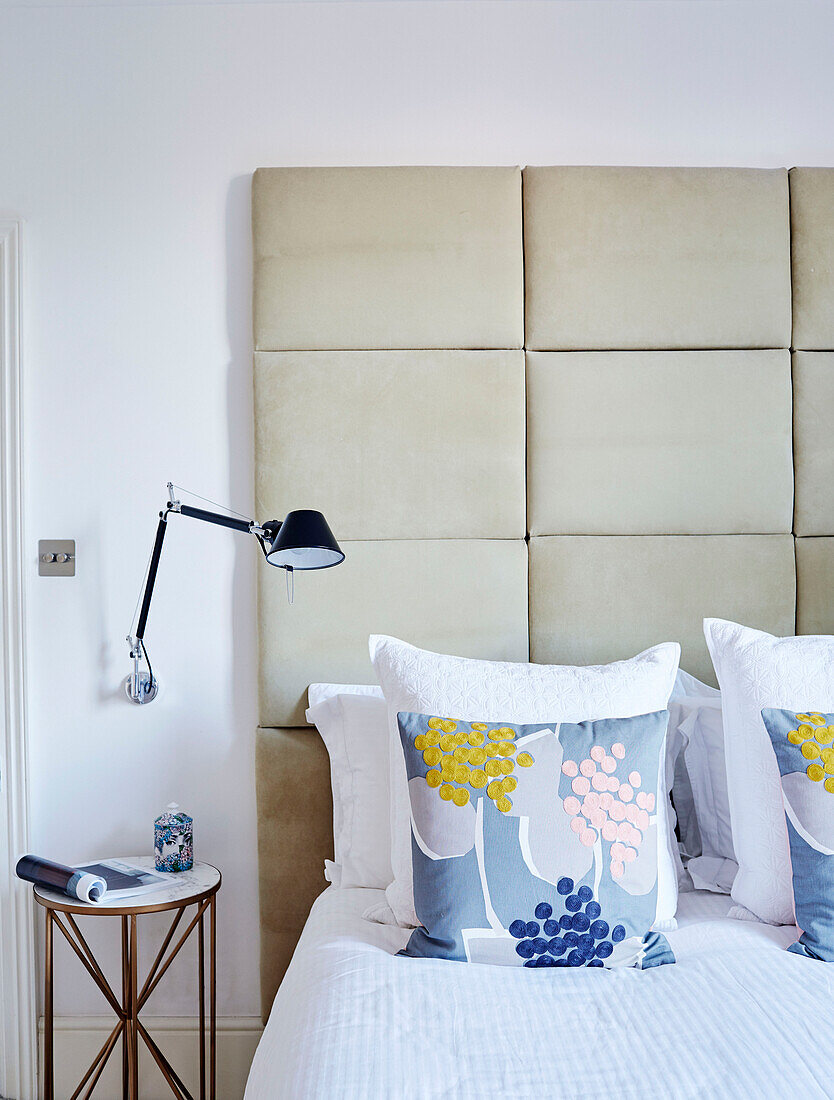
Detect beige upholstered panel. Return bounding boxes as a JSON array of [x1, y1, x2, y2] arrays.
[[791, 169, 834, 350], [796, 538, 834, 636], [256, 728, 332, 1020], [527, 351, 793, 535], [253, 167, 524, 351], [259, 539, 528, 726], [794, 352, 834, 535], [255, 351, 526, 540], [524, 167, 791, 351], [529, 535, 796, 684]]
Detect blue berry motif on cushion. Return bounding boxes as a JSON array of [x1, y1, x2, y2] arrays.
[[508, 886, 627, 967]]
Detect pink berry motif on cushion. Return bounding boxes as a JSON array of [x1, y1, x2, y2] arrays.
[[416, 717, 535, 813], [560, 742, 655, 879], [786, 713, 834, 793]]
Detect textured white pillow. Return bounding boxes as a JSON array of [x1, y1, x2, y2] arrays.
[[306, 685, 389, 890], [704, 618, 834, 924], [370, 635, 681, 930], [670, 671, 737, 894]]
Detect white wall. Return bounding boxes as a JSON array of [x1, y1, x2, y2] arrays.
[[2, 0, 834, 1020]]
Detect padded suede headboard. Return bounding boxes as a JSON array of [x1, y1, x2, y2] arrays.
[[253, 165, 834, 1019]]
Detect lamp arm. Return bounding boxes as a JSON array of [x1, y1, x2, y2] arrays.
[[125, 488, 283, 704], [135, 513, 169, 642], [174, 503, 283, 563]]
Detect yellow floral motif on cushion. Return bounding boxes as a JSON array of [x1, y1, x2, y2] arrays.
[[788, 713, 834, 791], [420, 718, 535, 812]]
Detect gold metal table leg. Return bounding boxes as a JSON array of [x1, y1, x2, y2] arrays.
[[122, 916, 130, 1097], [210, 895, 216, 1100], [45, 908, 54, 1100], [129, 914, 139, 1099], [198, 906, 206, 1100]]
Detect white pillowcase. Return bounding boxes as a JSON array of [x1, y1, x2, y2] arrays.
[[669, 670, 737, 894], [306, 685, 389, 890], [308, 682, 385, 708], [704, 617, 834, 924], [370, 634, 681, 930]]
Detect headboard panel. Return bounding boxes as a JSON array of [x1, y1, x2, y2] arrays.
[[522, 166, 791, 350], [253, 164, 834, 1018], [529, 535, 796, 683], [255, 728, 333, 1014], [258, 538, 529, 727]]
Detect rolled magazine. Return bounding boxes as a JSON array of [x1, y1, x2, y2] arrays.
[[17, 855, 107, 902], [16, 855, 168, 903]]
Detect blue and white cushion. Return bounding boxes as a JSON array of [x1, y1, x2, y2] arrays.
[[761, 708, 834, 961], [397, 710, 675, 969]]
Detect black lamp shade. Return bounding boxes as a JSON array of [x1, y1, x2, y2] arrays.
[[266, 509, 345, 570]]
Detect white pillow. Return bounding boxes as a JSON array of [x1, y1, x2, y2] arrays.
[[308, 682, 384, 707], [306, 684, 389, 890], [370, 635, 681, 930], [704, 618, 834, 924], [669, 670, 737, 894]]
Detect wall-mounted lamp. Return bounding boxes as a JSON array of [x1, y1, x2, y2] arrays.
[[125, 482, 344, 704]]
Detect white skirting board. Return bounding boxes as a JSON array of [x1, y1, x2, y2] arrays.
[[38, 1015, 262, 1100]]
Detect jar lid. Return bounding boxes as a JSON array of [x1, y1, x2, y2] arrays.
[[155, 801, 193, 826]]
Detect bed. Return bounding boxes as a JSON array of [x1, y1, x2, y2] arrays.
[[245, 886, 829, 1099], [248, 165, 834, 1096]]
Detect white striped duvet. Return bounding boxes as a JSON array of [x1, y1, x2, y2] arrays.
[[245, 887, 831, 1099]]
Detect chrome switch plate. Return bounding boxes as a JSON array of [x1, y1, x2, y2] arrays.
[[38, 539, 75, 576]]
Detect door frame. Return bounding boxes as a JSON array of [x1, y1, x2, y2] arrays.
[[0, 219, 36, 1100]]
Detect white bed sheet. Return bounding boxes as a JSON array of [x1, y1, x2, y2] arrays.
[[245, 887, 834, 1099]]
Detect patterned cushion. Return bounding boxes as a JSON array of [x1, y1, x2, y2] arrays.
[[397, 710, 675, 969], [761, 708, 834, 960], [703, 619, 834, 925]]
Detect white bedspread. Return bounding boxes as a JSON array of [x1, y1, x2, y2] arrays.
[[245, 887, 834, 1099]]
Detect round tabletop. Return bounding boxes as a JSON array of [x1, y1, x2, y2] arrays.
[[33, 856, 221, 916]]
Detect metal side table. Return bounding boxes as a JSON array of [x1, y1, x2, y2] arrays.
[[34, 857, 220, 1100]]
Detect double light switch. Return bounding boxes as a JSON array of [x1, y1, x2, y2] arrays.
[[38, 539, 75, 576]]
